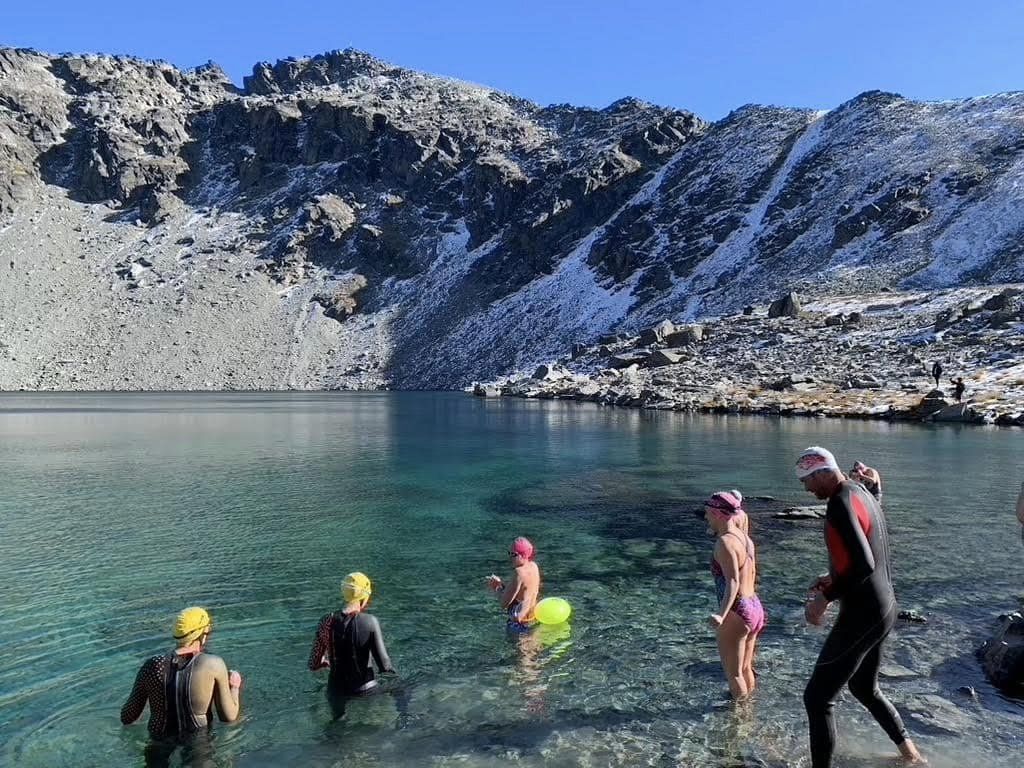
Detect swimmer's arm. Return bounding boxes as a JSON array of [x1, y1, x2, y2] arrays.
[[210, 657, 240, 723], [822, 497, 875, 601], [498, 570, 524, 609], [713, 540, 741, 618], [308, 615, 332, 672], [367, 616, 396, 674], [1016, 481, 1024, 526], [120, 660, 151, 725]]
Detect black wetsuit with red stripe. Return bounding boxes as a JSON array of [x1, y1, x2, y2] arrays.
[[803, 480, 909, 768]]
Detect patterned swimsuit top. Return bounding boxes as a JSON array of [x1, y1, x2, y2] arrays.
[[711, 531, 754, 606]]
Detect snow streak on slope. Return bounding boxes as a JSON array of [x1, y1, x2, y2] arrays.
[[440, 148, 693, 373], [677, 112, 828, 318]]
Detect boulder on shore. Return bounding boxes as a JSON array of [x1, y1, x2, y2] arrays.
[[978, 612, 1024, 693], [768, 292, 802, 318], [638, 319, 676, 346], [915, 389, 949, 418], [472, 383, 501, 397]]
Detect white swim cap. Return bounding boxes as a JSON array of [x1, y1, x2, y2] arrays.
[[795, 446, 840, 479]]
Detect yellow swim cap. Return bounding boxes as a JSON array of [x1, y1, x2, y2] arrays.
[[173, 606, 212, 645], [341, 572, 372, 605]]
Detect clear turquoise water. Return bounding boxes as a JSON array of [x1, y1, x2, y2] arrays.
[[1, 392, 1022, 767]]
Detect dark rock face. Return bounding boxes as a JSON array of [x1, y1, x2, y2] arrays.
[[979, 612, 1024, 694], [3, 47, 1024, 388]]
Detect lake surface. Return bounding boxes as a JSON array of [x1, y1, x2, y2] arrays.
[[1, 392, 1022, 767]]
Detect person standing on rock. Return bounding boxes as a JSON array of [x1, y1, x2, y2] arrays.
[[1016, 482, 1024, 547], [930, 361, 942, 388], [704, 490, 765, 699], [951, 377, 966, 403], [795, 447, 924, 767]]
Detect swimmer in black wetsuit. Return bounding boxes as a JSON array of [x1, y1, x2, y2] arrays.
[[121, 607, 243, 740], [795, 447, 925, 768], [308, 572, 397, 718]]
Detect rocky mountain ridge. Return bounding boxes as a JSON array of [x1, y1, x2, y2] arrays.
[[1, 47, 1022, 392]]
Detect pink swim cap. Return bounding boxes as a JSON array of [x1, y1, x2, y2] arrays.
[[510, 537, 535, 560], [705, 490, 744, 515]]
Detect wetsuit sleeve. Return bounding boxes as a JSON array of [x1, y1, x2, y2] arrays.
[[120, 658, 152, 724], [308, 614, 332, 671], [367, 616, 396, 674], [822, 490, 876, 602]]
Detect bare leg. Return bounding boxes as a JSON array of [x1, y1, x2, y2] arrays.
[[741, 630, 758, 694], [717, 611, 751, 699]]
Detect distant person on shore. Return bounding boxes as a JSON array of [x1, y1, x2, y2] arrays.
[[850, 461, 882, 501], [487, 536, 541, 632], [705, 490, 765, 699], [951, 377, 966, 402], [930, 361, 942, 388], [308, 572, 397, 718], [795, 447, 924, 768], [1016, 482, 1024, 547], [121, 607, 243, 740]]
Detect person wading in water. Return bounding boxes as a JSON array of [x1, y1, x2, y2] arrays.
[[795, 447, 925, 768], [121, 607, 243, 743]]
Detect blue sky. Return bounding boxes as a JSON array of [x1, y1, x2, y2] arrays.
[[3, 1, 1022, 120]]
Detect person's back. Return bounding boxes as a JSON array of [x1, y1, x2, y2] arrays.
[[308, 572, 396, 697], [321, 610, 394, 694], [121, 607, 242, 739]]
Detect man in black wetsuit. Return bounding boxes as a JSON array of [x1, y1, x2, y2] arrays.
[[308, 572, 398, 718], [795, 447, 924, 768]]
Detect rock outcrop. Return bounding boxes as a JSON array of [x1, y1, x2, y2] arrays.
[[483, 286, 1024, 425], [979, 612, 1024, 694]]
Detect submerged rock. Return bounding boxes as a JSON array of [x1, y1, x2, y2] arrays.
[[906, 694, 974, 735], [897, 609, 927, 624], [774, 506, 826, 520]]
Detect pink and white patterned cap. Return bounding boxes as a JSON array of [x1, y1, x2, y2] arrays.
[[795, 446, 840, 479]]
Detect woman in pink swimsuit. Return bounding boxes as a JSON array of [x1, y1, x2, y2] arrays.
[[705, 490, 765, 699]]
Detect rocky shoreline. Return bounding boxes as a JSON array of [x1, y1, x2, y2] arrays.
[[474, 285, 1024, 427]]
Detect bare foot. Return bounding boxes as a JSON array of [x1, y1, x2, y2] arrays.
[[897, 739, 927, 764]]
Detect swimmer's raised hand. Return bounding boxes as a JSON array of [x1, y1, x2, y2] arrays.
[[229, 670, 243, 689], [486, 574, 503, 591]]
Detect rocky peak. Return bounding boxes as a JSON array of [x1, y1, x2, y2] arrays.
[[243, 48, 399, 95]]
